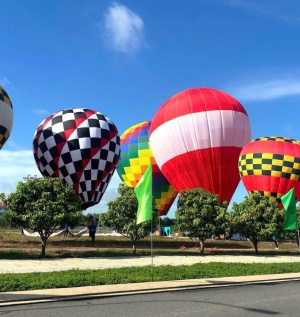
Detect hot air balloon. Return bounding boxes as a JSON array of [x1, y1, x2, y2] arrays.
[[149, 87, 251, 205], [33, 108, 120, 210], [0, 86, 13, 149], [238, 136, 300, 205], [116, 121, 177, 216]]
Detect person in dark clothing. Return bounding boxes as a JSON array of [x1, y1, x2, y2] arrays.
[[272, 235, 279, 249], [63, 224, 69, 237], [87, 216, 99, 244]]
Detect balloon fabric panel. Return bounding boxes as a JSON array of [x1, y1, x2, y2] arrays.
[[117, 122, 152, 187], [150, 88, 248, 133], [149, 88, 251, 205], [117, 121, 177, 216], [33, 108, 120, 210], [150, 110, 250, 167], [239, 136, 300, 205], [0, 87, 12, 108], [0, 86, 13, 150], [161, 147, 242, 203]]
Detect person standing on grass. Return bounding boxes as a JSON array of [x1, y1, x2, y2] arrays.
[[87, 216, 99, 244], [272, 235, 279, 249], [63, 223, 69, 237]]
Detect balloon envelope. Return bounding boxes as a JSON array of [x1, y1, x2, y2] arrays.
[[33, 108, 120, 209], [239, 136, 300, 205], [149, 87, 251, 204], [0, 86, 13, 149], [116, 121, 177, 216]]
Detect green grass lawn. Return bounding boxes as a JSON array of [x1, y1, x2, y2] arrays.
[[1, 262, 300, 292]]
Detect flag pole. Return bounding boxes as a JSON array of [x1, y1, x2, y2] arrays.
[[134, 163, 153, 281], [297, 198, 300, 253], [151, 219, 153, 282], [297, 229, 300, 253]]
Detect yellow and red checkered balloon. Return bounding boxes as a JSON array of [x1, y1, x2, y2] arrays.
[[239, 136, 300, 207]]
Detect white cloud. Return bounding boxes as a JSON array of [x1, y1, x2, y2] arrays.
[[219, 0, 300, 25], [4, 139, 28, 151], [0, 150, 40, 195], [32, 109, 51, 116], [226, 78, 300, 101], [0, 77, 11, 87], [102, 2, 145, 54]]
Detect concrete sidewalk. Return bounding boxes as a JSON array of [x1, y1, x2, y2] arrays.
[[1, 255, 300, 306], [2, 254, 300, 274]]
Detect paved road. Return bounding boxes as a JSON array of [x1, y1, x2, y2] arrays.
[[1, 279, 300, 316]]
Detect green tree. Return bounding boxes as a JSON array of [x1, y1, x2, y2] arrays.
[[59, 212, 83, 230], [84, 213, 100, 227], [0, 214, 9, 228], [3, 176, 83, 257], [175, 188, 228, 253], [99, 184, 159, 254], [229, 193, 285, 254], [160, 217, 175, 227]]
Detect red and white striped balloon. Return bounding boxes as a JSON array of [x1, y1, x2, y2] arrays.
[[149, 87, 251, 204]]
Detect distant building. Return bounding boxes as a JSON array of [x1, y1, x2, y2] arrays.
[[0, 203, 8, 216]]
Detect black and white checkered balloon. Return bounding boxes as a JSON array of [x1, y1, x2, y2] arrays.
[[33, 108, 120, 210]]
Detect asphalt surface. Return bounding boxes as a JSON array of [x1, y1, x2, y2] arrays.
[[1, 254, 300, 307]]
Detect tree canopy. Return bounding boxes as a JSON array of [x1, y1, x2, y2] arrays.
[[160, 217, 175, 227], [175, 188, 228, 253], [99, 183, 159, 254], [3, 176, 83, 257], [229, 193, 285, 254]]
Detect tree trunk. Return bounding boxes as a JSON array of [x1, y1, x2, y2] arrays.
[[41, 237, 48, 258], [132, 241, 136, 254], [252, 239, 259, 255], [199, 239, 205, 253], [296, 230, 299, 247]]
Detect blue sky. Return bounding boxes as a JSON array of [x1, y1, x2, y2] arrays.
[[1, 0, 300, 217]]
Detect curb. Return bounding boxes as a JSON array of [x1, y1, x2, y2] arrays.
[[1, 273, 300, 307]]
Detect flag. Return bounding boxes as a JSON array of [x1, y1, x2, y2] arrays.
[[135, 163, 153, 224], [282, 188, 298, 230]]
